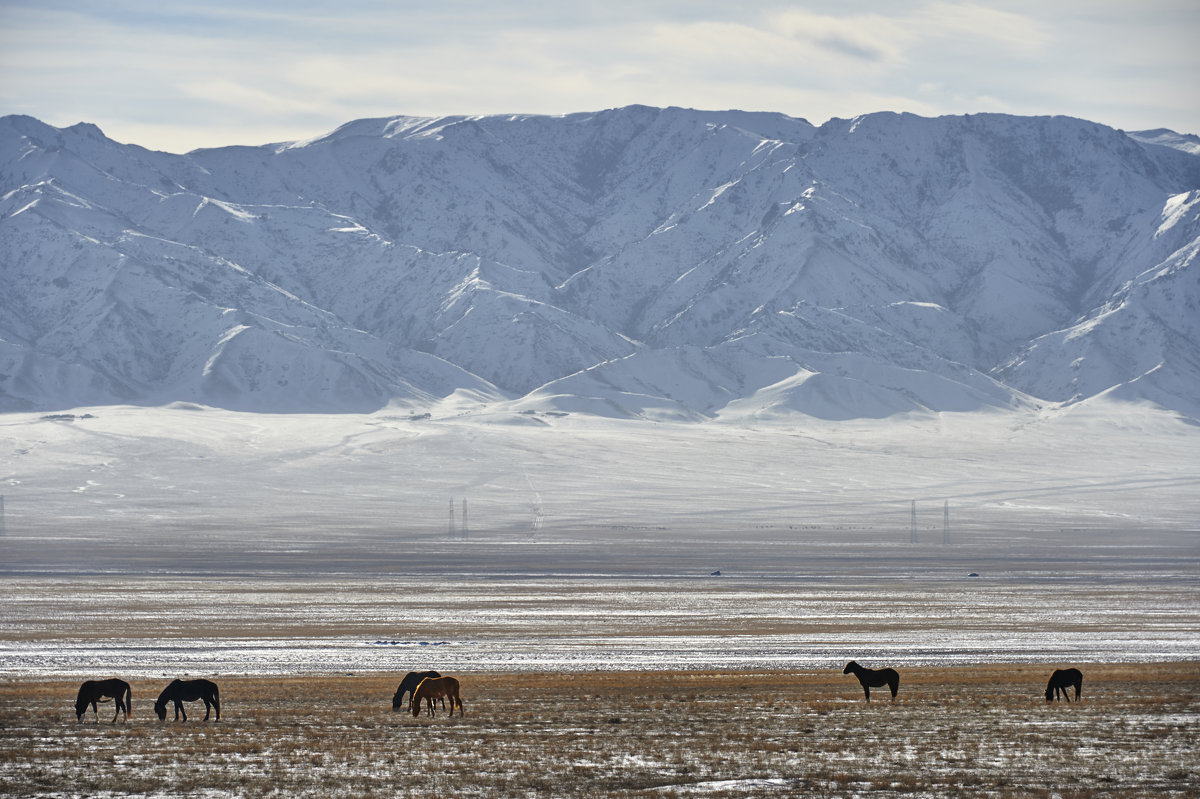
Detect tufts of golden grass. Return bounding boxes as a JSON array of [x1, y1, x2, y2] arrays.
[[1, 664, 1198, 797]]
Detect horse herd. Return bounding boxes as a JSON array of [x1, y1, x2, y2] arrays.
[[842, 662, 1084, 704], [391, 671, 464, 717], [74, 665, 1084, 723], [73, 671, 462, 723], [74, 678, 221, 724]]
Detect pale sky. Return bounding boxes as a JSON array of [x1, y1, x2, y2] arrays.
[[1, 0, 1196, 154]]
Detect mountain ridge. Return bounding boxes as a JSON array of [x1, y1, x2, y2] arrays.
[[1, 107, 1197, 420]]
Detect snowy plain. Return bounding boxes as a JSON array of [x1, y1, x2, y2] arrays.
[[1, 400, 1197, 676]]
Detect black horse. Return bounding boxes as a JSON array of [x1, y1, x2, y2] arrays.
[[154, 678, 220, 722], [1045, 668, 1083, 702], [843, 661, 900, 702], [75, 678, 131, 723], [392, 670, 442, 711]]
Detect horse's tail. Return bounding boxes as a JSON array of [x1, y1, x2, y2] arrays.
[[212, 683, 220, 720], [126, 684, 132, 717]]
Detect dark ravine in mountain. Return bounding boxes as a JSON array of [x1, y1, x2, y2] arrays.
[[1, 107, 1197, 420]]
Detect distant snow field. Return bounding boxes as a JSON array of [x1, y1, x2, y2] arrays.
[[1, 402, 1196, 675], [1, 401, 1196, 567], [3, 575, 1195, 677]]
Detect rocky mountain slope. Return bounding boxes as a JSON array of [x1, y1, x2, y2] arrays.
[[2, 107, 1197, 419]]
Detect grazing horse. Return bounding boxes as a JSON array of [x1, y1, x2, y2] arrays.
[[1045, 668, 1083, 702], [75, 678, 131, 723], [410, 676, 463, 717], [392, 670, 442, 711], [843, 661, 900, 702], [154, 678, 220, 722]]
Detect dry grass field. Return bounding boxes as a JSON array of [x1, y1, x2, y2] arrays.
[[2, 664, 1198, 798]]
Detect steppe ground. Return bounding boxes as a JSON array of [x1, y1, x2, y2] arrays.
[[2, 406, 1197, 795], [2, 664, 1198, 798]]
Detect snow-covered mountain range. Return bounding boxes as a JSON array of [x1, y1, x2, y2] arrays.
[[2, 107, 1198, 419]]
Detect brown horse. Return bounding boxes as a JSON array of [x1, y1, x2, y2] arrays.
[[843, 660, 900, 702], [410, 676, 463, 717], [75, 678, 131, 723], [392, 670, 442, 711]]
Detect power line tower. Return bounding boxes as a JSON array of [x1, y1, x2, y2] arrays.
[[461, 498, 469, 541], [910, 500, 918, 544], [526, 474, 543, 539], [530, 500, 544, 538], [943, 500, 950, 545], [448, 498, 456, 538]]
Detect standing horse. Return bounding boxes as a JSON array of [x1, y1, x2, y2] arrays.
[[75, 678, 131, 723], [392, 670, 442, 711], [843, 661, 900, 702], [410, 676, 463, 717], [1045, 668, 1083, 702], [154, 678, 220, 722]]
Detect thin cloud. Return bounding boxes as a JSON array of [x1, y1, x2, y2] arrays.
[[915, 2, 1052, 54], [815, 33, 888, 63], [1, 0, 1196, 152], [772, 9, 906, 66]]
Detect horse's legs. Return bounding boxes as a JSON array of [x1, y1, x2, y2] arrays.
[[889, 681, 898, 700], [176, 700, 186, 722], [202, 700, 212, 721], [863, 684, 871, 702]]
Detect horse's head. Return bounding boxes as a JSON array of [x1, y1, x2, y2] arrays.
[[153, 699, 167, 721], [74, 683, 90, 721], [391, 690, 404, 711], [843, 661, 858, 674], [1044, 684, 1055, 701]]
